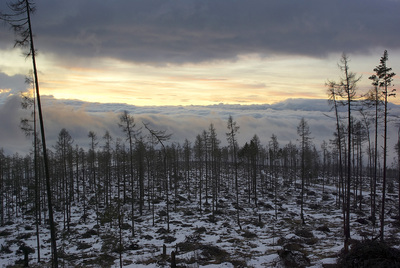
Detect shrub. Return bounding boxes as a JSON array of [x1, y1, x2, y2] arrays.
[[0, 230, 11, 237], [201, 245, 229, 263], [77, 242, 92, 250], [278, 249, 310, 268], [83, 254, 116, 267], [0, 244, 12, 254], [295, 229, 314, 238], [101, 234, 119, 253], [316, 225, 330, 232], [24, 225, 34, 231], [195, 226, 207, 234], [99, 206, 119, 225], [163, 235, 176, 243], [81, 228, 98, 238], [242, 230, 257, 239], [121, 223, 131, 230], [177, 240, 198, 252], [183, 209, 194, 216], [17, 233, 31, 240], [338, 240, 400, 268]]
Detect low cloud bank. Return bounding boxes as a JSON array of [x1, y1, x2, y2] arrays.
[[1, 95, 399, 163]]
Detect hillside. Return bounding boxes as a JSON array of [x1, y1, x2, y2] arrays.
[[0, 170, 399, 267]]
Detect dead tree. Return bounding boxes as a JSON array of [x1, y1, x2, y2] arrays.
[[1, 1, 58, 265]]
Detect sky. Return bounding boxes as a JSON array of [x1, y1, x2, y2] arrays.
[[1, 0, 400, 157], [1, 0, 400, 106]]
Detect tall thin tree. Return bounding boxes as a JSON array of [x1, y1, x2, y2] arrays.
[[20, 89, 41, 262], [366, 72, 383, 226], [1, 1, 58, 265], [143, 122, 172, 231], [327, 53, 361, 251], [297, 118, 312, 224], [118, 111, 137, 237], [226, 115, 241, 230], [326, 81, 345, 212], [396, 127, 400, 223], [371, 50, 396, 241]]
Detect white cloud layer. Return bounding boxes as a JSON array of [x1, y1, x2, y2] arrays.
[[1, 95, 399, 163]]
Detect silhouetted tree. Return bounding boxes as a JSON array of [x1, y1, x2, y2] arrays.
[[88, 131, 99, 225], [143, 122, 172, 232], [1, 1, 58, 264], [102, 131, 113, 208], [250, 135, 261, 206], [194, 134, 204, 212], [269, 134, 280, 219], [118, 111, 138, 236], [202, 130, 209, 206], [328, 53, 361, 251], [183, 139, 191, 199], [0, 149, 4, 226], [327, 80, 345, 211], [321, 140, 329, 193], [55, 128, 74, 232], [135, 136, 146, 215], [226, 115, 241, 229], [297, 118, 312, 224], [367, 70, 384, 226], [371, 50, 396, 241], [208, 123, 220, 215], [395, 127, 400, 222], [20, 90, 41, 261], [358, 107, 375, 219]]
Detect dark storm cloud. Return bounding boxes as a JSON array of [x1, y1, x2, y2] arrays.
[[2, 0, 398, 64]]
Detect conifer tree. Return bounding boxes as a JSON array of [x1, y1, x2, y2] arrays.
[[371, 50, 396, 241], [226, 115, 241, 229]]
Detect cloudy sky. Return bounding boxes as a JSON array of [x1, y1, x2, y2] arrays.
[[1, 0, 400, 106], [1, 0, 400, 157]]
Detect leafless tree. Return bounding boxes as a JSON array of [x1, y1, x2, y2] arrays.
[[297, 118, 312, 224], [1, 1, 58, 265], [143, 121, 172, 231], [327, 53, 361, 252], [118, 111, 138, 237]]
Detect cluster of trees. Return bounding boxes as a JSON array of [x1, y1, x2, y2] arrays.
[[326, 52, 397, 250], [0, 113, 324, 228], [0, 112, 319, 258]]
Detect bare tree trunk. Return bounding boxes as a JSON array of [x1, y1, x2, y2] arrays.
[[25, 1, 58, 265], [380, 86, 388, 241], [398, 128, 400, 224]]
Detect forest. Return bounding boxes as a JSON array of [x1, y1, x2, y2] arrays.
[[1, 65, 400, 266], [1, 0, 400, 267]]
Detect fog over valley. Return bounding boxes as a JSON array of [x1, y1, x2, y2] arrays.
[[1, 94, 400, 164]]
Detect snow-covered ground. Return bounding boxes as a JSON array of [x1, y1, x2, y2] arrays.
[[0, 177, 399, 267]]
